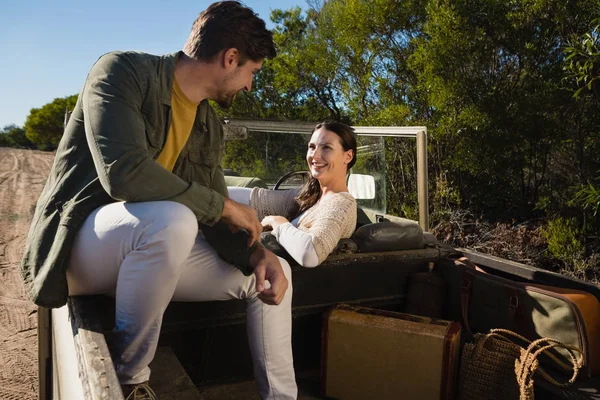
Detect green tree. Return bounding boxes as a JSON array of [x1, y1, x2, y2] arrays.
[[24, 94, 77, 150], [408, 0, 600, 219], [565, 19, 600, 99], [0, 125, 15, 147], [564, 19, 600, 230], [194, 0, 600, 228], [261, 0, 600, 224], [0, 124, 33, 148]]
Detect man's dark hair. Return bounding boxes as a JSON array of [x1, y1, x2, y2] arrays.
[[184, 1, 277, 64]]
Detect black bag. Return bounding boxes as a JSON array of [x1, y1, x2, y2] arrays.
[[260, 232, 292, 259]]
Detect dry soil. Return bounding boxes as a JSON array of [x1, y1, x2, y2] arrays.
[[0, 147, 54, 400]]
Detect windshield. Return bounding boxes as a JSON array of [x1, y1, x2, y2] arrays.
[[222, 130, 387, 214]]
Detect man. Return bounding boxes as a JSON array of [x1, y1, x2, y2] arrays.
[[21, 2, 297, 399]]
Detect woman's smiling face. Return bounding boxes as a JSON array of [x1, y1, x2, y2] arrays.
[[306, 127, 353, 183]]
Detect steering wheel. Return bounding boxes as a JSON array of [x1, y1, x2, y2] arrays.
[[274, 170, 311, 190]]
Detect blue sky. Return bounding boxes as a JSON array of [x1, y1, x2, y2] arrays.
[[0, 0, 308, 128]]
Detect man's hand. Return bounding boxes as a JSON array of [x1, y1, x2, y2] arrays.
[[221, 197, 262, 246], [250, 246, 289, 305], [261, 215, 290, 232]]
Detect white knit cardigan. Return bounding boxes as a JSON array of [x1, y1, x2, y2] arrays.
[[250, 188, 357, 264]]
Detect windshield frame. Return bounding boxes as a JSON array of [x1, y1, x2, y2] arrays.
[[226, 119, 429, 231]]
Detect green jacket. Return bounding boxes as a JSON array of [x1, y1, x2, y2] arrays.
[[21, 51, 256, 308]]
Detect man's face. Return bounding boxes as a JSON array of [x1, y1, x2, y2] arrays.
[[215, 58, 263, 109]]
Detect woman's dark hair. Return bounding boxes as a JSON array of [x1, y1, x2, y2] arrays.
[[183, 1, 277, 64], [294, 121, 357, 214]]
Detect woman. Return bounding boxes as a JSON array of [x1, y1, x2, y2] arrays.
[[229, 121, 357, 267]]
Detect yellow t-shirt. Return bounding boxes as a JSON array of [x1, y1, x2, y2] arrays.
[[155, 77, 197, 171]]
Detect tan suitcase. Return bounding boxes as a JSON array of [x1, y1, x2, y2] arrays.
[[321, 304, 461, 400]]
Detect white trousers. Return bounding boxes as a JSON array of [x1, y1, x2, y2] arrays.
[[67, 201, 297, 400]]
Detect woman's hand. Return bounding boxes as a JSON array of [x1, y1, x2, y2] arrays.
[[261, 215, 289, 231]]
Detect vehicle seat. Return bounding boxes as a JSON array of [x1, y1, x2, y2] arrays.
[[224, 175, 269, 189]]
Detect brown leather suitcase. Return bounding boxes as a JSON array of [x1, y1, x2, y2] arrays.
[[528, 283, 600, 376], [455, 257, 600, 377], [321, 304, 462, 400]]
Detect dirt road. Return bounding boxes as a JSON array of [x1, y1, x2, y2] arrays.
[[0, 147, 54, 400]]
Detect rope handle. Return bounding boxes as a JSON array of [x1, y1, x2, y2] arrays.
[[519, 337, 583, 387], [473, 328, 530, 355], [477, 329, 584, 388], [490, 329, 581, 369]]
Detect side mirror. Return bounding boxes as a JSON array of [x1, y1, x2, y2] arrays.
[[347, 174, 376, 200], [223, 125, 248, 140]]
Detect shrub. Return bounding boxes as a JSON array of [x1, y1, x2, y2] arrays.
[[542, 217, 584, 260]]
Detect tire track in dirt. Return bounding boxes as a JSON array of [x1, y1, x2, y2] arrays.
[[0, 148, 54, 399], [0, 150, 22, 246], [0, 385, 36, 400], [0, 151, 18, 186], [0, 269, 29, 302], [4, 234, 27, 266], [0, 334, 38, 400]]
